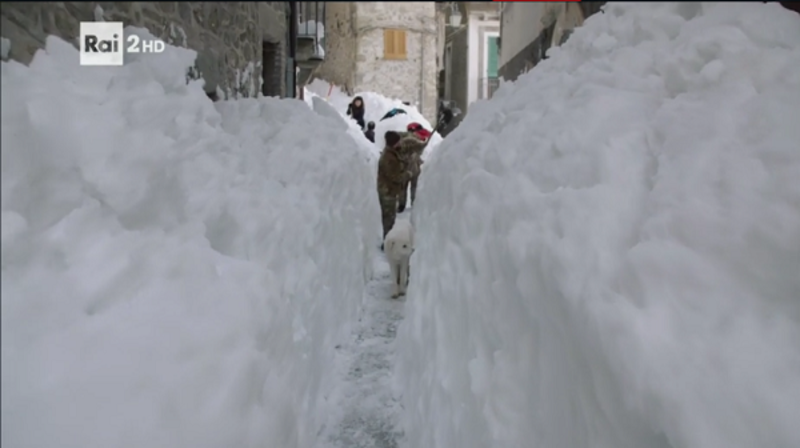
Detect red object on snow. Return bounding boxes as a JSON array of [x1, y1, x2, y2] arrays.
[[407, 122, 432, 141]]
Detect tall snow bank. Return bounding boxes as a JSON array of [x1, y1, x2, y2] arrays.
[[305, 79, 443, 160], [1, 29, 380, 448], [397, 3, 800, 448]]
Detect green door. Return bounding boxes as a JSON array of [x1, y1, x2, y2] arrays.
[[487, 36, 499, 78]]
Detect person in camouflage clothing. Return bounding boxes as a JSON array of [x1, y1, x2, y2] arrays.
[[377, 131, 415, 240]]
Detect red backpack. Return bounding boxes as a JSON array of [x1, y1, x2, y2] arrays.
[[407, 122, 432, 141]]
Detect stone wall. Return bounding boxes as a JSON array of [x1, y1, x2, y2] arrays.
[[353, 1, 439, 124], [313, 2, 356, 94], [0, 1, 289, 99]]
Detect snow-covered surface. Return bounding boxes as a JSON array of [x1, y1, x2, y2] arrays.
[[307, 94, 381, 166], [315, 213, 412, 448], [1, 29, 380, 448], [305, 79, 444, 161], [397, 3, 800, 448]]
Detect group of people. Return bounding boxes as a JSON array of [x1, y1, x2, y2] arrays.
[[346, 96, 377, 142], [347, 97, 423, 144], [345, 95, 436, 243]]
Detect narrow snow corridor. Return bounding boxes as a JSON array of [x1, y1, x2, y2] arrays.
[[315, 215, 411, 448]]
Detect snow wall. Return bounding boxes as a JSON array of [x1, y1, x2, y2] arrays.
[[1, 29, 380, 448], [396, 3, 800, 448]]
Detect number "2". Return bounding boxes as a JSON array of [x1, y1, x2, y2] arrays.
[[126, 35, 140, 53]]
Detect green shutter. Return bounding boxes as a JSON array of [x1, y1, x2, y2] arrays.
[[487, 36, 499, 77]]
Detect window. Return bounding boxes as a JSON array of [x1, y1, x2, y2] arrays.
[[383, 29, 407, 60], [487, 36, 499, 78]]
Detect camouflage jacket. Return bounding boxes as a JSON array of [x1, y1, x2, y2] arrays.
[[377, 146, 411, 193]]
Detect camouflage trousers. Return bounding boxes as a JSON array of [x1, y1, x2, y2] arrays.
[[378, 181, 402, 239], [397, 173, 419, 213]]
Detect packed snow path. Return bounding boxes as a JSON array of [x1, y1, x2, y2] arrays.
[[315, 214, 411, 448]]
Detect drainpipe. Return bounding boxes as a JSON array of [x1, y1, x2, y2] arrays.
[[419, 31, 425, 119], [289, 2, 298, 98]]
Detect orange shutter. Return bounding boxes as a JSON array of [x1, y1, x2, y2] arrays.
[[384, 29, 408, 60], [384, 29, 395, 58], [395, 30, 407, 59]]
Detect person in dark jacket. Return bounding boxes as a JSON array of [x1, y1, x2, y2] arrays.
[[346, 96, 366, 130], [364, 121, 376, 143]]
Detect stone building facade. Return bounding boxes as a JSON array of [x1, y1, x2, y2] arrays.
[[315, 1, 439, 124], [314, 3, 357, 95], [0, 2, 291, 99]]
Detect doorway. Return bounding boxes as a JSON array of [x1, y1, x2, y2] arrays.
[[262, 41, 282, 97]]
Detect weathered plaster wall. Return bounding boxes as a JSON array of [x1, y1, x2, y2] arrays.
[[448, 28, 470, 116], [0, 1, 288, 99], [497, 2, 546, 70], [353, 1, 439, 124], [551, 3, 586, 48], [498, 2, 603, 83], [467, 16, 499, 105], [435, 8, 446, 73], [313, 2, 356, 94]]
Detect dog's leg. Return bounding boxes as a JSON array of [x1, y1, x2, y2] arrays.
[[389, 261, 401, 298], [399, 259, 409, 296]]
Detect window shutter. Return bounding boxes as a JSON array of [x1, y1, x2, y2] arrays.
[[487, 36, 499, 77], [396, 30, 407, 58], [384, 29, 395, 58], [384, 29, 407, 60]]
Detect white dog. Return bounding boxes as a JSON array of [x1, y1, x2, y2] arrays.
[[384, 219, 415, 298]]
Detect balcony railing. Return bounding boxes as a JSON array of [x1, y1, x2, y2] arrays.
[[478, 77, 500, 100], [297, 2, 326, 59]]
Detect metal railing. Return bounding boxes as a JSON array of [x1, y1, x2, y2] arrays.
[[478, 77, 500, 99], [297, 2, 326, 59]]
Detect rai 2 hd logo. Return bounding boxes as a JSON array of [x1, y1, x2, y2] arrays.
[[79, 21, 166, 66]]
